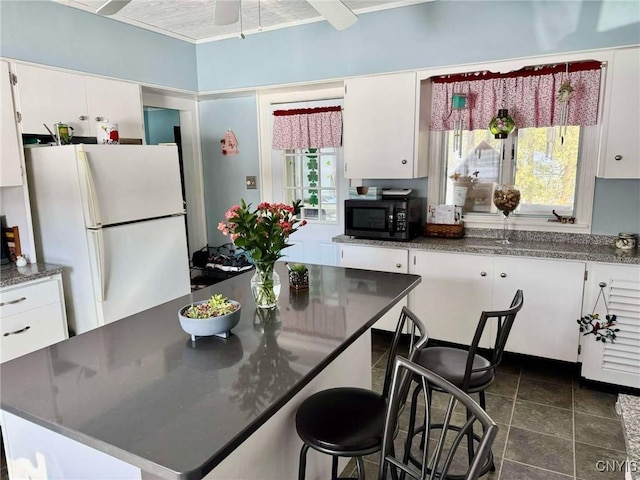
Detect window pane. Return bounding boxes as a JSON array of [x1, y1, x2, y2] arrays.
[[282, 148, 339, 224], [515, 126, 580, 216], [444, 130, 503, 214]]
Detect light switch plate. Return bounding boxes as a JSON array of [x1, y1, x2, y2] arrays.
[[246, 176, 257, 189]]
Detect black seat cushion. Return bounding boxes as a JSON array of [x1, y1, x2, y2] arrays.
[[295, 387, 386, 453], [417, 347, 494, 390]]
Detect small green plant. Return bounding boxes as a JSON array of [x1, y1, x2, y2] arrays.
[[290, 263, 307, 273], [184, 294, 239, 319]]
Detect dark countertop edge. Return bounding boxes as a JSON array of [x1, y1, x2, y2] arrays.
[[332, 236, 640, 265], [0, 263, 65, 288], [1, 273, 422, 480]]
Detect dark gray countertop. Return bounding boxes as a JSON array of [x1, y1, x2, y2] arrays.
[[0, 263, 420, 480], [619, 394, 640, 480], [0, 263, 65, 288], [333, 235, 640, 265]]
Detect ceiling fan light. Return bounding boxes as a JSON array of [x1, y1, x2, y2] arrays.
[[306, 0, 358, 30], [214, 0, 241, 26], [96, 0, 131, 16]]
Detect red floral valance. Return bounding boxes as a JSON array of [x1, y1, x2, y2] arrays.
[[430, 60, 603, 131], [272, 106, 342, 149]]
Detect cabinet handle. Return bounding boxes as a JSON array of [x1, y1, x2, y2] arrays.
[[500, 273, 507, 278], [614, 155, 622, 161], [95, 116, 103, 122], [480, 272, 487, 277], [3, 325, 31, 337], [401, 159, 408, 165], [79, 115, 88, 121], [0, 296, 26, 307], [396, 263, 402, 268]]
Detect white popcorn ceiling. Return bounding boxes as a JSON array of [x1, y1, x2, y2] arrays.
[[58, 0, 432, 43]]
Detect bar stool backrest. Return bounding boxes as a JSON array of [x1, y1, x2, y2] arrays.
[[379, 357, 499, 480]]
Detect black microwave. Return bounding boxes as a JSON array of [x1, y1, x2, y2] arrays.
[[345, 197, 423, 241]]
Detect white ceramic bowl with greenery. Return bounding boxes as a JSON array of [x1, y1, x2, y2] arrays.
[[178, 294, 241, 341]]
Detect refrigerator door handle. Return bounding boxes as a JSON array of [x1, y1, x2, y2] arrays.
[[88, 229, 106, 302], [78, 149, 103, 228]]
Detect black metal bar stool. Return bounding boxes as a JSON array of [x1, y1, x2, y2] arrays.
[[295, 307, 429, 480], [380, 356, 499, 480], [404, 290, 524, 479]]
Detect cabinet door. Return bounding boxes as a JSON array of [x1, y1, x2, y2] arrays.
[[409, 251, 494, 347], [85, 76, 144, 140], [601, 47, 640, 179], [493, 257, 585, 362], [339, 244, 408, 331], [1, 61, 22, 186], [14, 64, 89, 136], [581, 264, 640, 388], [344, 72, 416, 179]]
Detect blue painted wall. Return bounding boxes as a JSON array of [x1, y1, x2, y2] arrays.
[[0, 0, 197, 91], [196, 1, 639, 236], [196, 0, 640, 91], [199, 96, 261, 246], [144, 108, 180, 145]]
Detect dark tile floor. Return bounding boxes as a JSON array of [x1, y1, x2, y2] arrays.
[[341, 331, 628, 480]]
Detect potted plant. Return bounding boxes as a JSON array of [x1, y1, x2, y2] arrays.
[[178, 294, 241, 341], [287, 262, 309, 290]]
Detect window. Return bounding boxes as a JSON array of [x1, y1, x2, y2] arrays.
[[282, 147, 339, 223], [443, 125, 582, 218]]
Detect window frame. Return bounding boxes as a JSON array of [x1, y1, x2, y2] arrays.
[[422, 50, 610, 234]]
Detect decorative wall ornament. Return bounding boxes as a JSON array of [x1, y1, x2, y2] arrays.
[[577, 282, 619, 343], [221, 129, 239, 155]]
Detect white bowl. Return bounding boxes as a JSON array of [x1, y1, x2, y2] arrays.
[[178, 300, 241, 341]]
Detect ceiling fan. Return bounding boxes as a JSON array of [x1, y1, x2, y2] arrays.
[[213, 0, 358, 31], [96, 0, 358, 31]]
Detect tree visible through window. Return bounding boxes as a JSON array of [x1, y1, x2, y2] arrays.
[[444, 126, 581, 217]]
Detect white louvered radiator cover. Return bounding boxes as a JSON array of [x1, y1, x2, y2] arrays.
[[601, 280, 640, 375]]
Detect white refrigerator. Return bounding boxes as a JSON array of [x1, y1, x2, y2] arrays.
[[26, 145, 191, 335]]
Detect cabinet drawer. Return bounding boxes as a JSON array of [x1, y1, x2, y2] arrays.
[[0, 279, 59, 317], [1, 302, 67, 362]]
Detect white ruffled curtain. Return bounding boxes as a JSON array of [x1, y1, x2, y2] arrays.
[[272, 106, 342, 149], [430, 63, 602, 131]]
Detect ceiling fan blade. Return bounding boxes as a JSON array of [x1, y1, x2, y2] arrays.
[[307, 0, 358, 30], [96, 0, 131, 16], [214, 0, 241, 26]]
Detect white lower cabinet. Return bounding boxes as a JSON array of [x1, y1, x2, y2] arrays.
[[0, 274, 68, 363], [409, 251, 585, 361], [581, 263, 640, 388], [409, 251, 494, 347], [339, 244, 408, 332]]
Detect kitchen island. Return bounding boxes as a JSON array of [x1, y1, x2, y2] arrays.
[[0, 263, 420, 480]]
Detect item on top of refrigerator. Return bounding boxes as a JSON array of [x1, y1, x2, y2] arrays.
[[96, 122, 119, 144]]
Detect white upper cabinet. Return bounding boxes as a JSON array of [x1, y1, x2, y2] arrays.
[[15, 64, 89, 136], [14, 63, 144, 140], [599, 47, 640, 179], [1, 61, 23, 186], [344, 72, 427, 179], [84, 76, 143, 139]]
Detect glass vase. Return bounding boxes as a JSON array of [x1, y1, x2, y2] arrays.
[[493, 184, 521, 245], [251, 263, 281, 309]]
